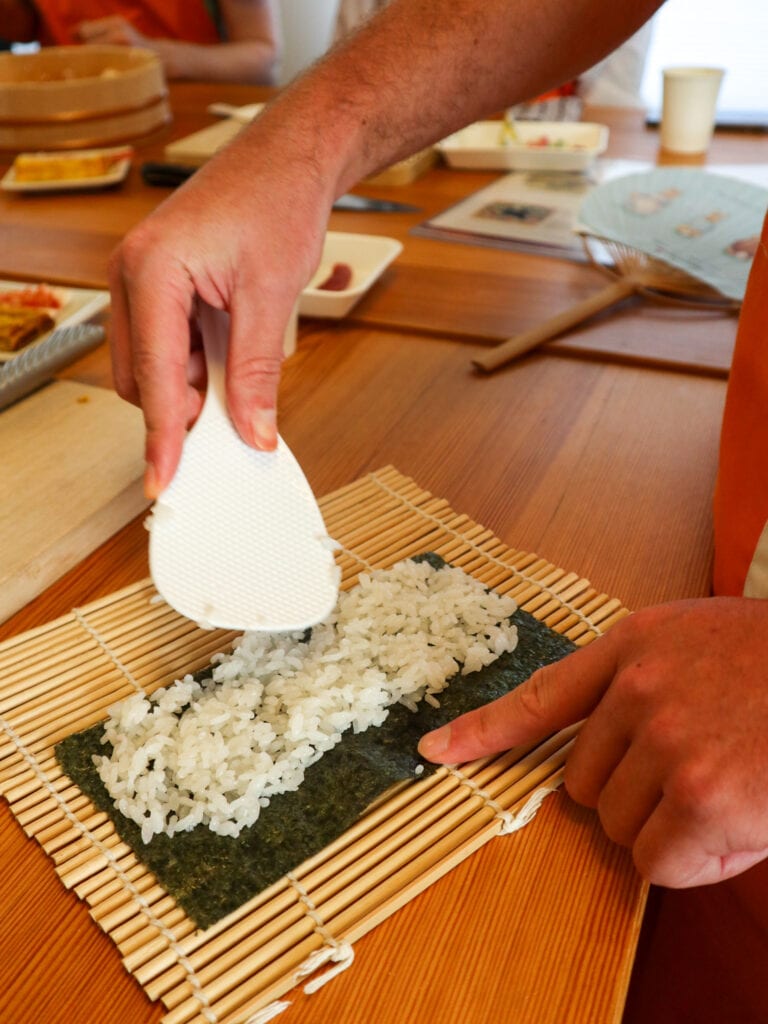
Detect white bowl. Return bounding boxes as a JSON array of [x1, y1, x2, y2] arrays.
[[299, 232, 403, 319], [437, 120, 609, 172]]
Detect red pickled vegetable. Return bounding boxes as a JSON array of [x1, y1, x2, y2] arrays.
[[0, 283, 62, 309], [317, 262, 353, 291]]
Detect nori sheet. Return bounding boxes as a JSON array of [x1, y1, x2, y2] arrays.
[[55, 556, 576, 929]]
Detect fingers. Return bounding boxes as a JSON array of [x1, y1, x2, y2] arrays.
[[419, 598, 768, 890], [629, 766, 768, 887], [75, 20, 99, 40], [110, 238, 295, 490], [562, 687, 635, 810], [107, 253, 140, 407], [224, 283, 297, 452], [579, 704, 768, 886], [418, 633, 619, 763], [76, 16, 127, 41], [587, 739, 663, 846], [108, 241, 196, 498]]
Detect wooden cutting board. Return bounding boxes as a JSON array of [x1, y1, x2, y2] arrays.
[[165, 117, 436, 183], [165, 117, 243, 166], [0, 379, 147, 623]]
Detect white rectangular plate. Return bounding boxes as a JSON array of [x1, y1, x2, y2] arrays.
[[1, 147, 132, 192], [437, 121, 609, 172], [0, 280, 109, 361], [299, 232, 403, 319]]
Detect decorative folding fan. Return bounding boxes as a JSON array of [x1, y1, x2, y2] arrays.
[[475, 167, 767, 373]]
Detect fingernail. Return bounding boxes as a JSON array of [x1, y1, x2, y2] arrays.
[[418, 725, 451, 762], [252, 408, 277, 450], [144, 462, 160, 500]]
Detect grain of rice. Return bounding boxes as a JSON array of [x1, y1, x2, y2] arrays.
[[94, 558, 518, 843]]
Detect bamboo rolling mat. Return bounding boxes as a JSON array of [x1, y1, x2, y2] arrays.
[[0, 466, 629, 1024]]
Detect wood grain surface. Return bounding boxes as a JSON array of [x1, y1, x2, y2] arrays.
[[0, 78, 749, 1024], [1, 88, 762, 372], [0, 379, 146, 622], [0, 322, 727, 1024]]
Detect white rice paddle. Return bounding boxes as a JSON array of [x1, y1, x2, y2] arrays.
[[148, 303, 340, 632]]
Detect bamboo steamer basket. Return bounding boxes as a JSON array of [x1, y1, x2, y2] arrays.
[[0, 45, 171, 151]]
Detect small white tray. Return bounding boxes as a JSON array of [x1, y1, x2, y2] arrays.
[[1, 147, 132, 192], [0, 279, 109, 361], [437, 120, 609, 172], [299, 232, 403, 318]]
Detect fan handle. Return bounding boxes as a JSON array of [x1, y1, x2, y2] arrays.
[[472, 277, 636, 374]]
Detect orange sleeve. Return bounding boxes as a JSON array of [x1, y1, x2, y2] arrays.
[[713, 211, 768, 596]]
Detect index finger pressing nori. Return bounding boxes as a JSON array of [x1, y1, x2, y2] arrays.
[[55, 557, 576, 930]]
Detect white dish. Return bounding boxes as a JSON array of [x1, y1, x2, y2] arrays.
[[437, 120, 609, 172], [0, 279, 109, 361], [1, 147, 132, 192], [299, 232, 403, 319]]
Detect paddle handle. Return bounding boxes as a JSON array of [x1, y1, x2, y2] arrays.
[[196, 302, 236, 436], [472, 277, 637, 373]]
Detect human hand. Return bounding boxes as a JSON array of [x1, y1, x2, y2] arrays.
[[108, 118, 333, 498], [418, 597, 768, 888], [76, 15, 149, 48]]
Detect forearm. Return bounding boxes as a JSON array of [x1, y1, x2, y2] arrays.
[[243, 0, 665, 199], [151, 38, 278, 84], [108, 0, 669, 495]]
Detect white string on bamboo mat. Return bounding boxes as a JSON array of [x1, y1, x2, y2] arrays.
[[286, 871, 355, 994], [243, 1001, 291, 1024], [503, 769, 565, 833], [0, 710, 219, 1024], [72, 607, 145, 696], [365, 472, 605, 638], [446, 765, 565, 835]]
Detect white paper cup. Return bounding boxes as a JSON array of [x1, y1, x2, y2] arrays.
[[660, 66, 724, 155]]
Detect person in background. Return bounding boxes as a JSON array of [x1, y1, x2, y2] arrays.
[[107, 1, 768, 1020], [0, 0, 281, 84], [333, 0, 387, 41], [578, 20, 654, 108]]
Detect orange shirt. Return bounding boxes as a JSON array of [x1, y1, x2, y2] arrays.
[[713, 211, 768, 597], [34, 0, 220, 46], [630, 216, 768, 1016]]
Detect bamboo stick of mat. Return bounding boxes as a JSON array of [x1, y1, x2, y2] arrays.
[[127, 728, 578, 984], [157, 754, 572, 1024], [165, 763, 570, 1024]]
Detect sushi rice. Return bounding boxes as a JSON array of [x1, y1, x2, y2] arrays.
[[94, 558, 518, 843]]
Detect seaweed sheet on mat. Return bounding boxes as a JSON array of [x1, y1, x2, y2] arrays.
[[56, 558, 576, 930]]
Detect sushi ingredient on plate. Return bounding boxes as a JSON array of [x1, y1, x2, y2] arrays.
[[0, 305, 55, 351], [11, 147, 132, 182], [0, 283, 65, 310], [317, 262, 354, 291]]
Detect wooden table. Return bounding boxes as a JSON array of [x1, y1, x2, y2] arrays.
[[0, 80, 759, 1024], [2, 85, 764, 374]]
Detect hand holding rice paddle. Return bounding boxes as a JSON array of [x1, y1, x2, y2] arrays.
[[147, 302, 340, 632]]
